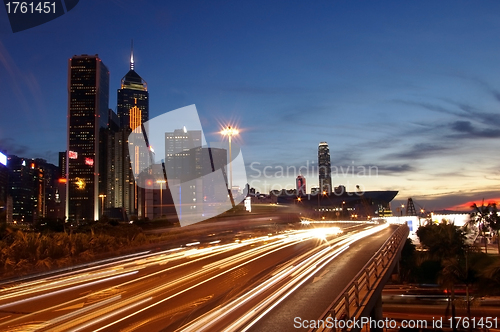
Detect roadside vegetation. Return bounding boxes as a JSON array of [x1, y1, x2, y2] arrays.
[[0, 219, 152, 278], [0, 210, 299, 280]]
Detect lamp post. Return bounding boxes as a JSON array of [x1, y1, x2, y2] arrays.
[[221, 126, 239, 199], [156, 180, 166, 217]]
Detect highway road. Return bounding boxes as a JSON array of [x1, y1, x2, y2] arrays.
[[0, 221, 398, 331]]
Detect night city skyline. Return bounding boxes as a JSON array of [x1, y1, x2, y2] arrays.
[[2, 1, 500, 211]]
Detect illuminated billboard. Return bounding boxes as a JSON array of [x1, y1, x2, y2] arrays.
[[69, 151, 78, 159], [0, 152, 6, 167]]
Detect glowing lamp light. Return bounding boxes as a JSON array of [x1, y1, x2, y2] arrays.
[[220, 126, 239, 136], [58, 178, 67, 184]]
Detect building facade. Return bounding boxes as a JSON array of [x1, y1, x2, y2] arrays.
[[67, 54, 109, 222]]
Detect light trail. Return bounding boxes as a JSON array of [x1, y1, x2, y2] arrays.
[[178, 223, 389, 332], [0, 224, 384, 332]]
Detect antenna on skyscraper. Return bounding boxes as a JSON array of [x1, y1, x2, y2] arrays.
[[130, 39, 134, 70]]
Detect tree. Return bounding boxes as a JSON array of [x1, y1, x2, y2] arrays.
[[417, 221, 467, 332], [469, 201, 500, 254]]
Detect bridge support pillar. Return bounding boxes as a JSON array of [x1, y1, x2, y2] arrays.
[[369, 293, 383, 332]]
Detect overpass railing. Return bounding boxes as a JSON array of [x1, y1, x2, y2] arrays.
[[311, 224, 410, 332]]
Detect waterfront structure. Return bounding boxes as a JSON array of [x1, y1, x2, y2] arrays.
[[276, 189, 398, 220], [67, 54, 109, 222], [318, 142, 332, 194]]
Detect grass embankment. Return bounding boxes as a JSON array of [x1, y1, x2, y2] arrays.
[[0, 224, 151, 279]]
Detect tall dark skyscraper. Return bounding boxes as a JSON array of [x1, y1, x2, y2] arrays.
[[318, 142, 332, 194], [114, 46, 149, 217], [117, 46, 149, 130], [67, 54, 109, 222]]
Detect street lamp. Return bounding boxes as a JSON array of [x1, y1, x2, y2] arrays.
[[220, 126, 239, 200], [156, 180, 166, 217], [317, 190, 326, 212]]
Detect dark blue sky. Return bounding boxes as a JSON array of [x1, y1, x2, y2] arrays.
[[1, 0, 500, 210]]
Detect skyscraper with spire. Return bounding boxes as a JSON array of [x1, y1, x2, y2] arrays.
[[111, 43, 149, 217], [117, 42, 149, 129]]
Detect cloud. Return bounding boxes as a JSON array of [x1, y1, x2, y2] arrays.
[[375, 164, 415, 175], [0, 137, 29, 156], [449, 120, 500, 138], [384, 143, 449, 160]]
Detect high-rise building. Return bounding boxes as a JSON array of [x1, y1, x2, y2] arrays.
[[164, 128, 202, 182], [7, 156, 45, 223], [104, 109, 119, 210], [113, 46, 149, 218], [164, 128, 228, 219], [296, 175, 306, 196], [117, 45, 149, 130], [67, 54, 109, 222], [58, 151, 67, 178], [318, 142, 332, 194]]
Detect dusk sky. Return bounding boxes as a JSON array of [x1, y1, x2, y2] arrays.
[[1, 1, 500, 211]]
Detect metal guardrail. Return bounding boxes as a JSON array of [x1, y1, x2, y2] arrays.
[[311, 224, 410, 332]]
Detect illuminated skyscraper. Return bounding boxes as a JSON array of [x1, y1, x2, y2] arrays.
[[114, 45, 149, 217], [318, 142, 332, 194], [117, 43, 149, 130], [67, 54, 109, 222]]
